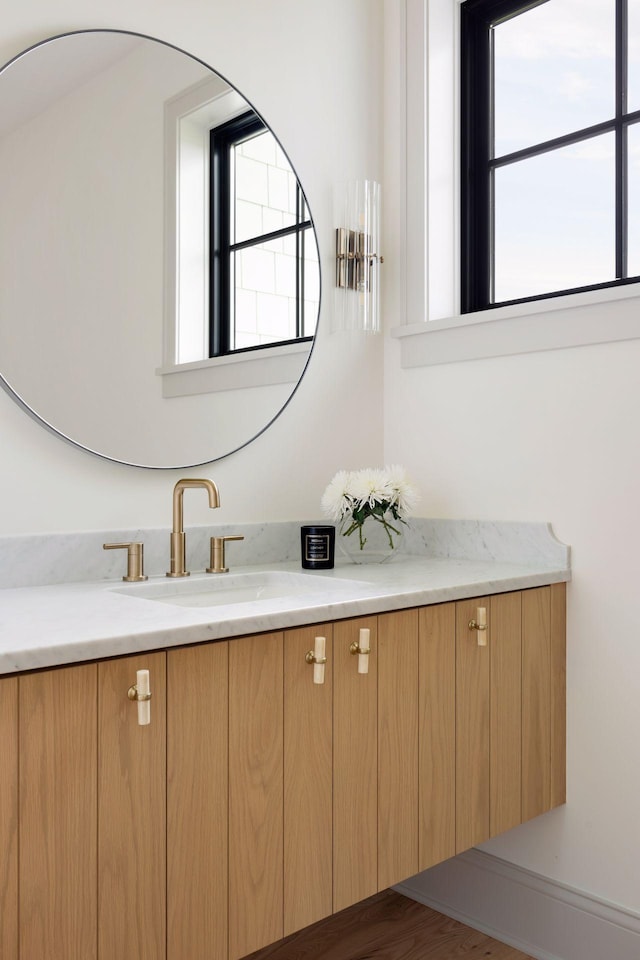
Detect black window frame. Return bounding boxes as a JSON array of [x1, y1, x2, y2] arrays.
[[209, 110, 314, 357], [461, 0, 640, 313]]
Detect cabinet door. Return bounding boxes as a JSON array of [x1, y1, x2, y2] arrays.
[[333, 616, 378, 913], [167, 641, 228, 960], [550, 582, 567, 810], [490, 591, 523, 838], [0, 676, 18, 960], [283, 624, 333, 936], [98, 652, 166, 960], [455, 596, 492, 852], [455, 593, 523, 852], [229, 632, 284, 960], [377, 609, 419, 890], [522, 584, 567, 820], [20, 664, 98, 960], [418, 603, 455, 870]]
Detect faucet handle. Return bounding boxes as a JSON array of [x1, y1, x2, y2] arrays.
[[103, 541, 148, 582], [207, 535, 244, 574]]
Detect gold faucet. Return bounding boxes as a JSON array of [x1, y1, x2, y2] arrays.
[[167, 478, 220, 578]]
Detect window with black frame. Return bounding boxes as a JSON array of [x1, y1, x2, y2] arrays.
[[461, 0, 640, 312], [209, 111, 318, 356]]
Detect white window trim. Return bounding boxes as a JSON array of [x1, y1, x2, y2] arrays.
[[387, 0, 640, 367], [156, 340, 312, 397]]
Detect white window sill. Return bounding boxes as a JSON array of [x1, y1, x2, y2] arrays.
[[157, 341, 311, 397], [390, 283, 640, 367]]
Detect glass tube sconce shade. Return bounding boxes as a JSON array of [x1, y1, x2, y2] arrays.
[[334, 180, 382, 333]]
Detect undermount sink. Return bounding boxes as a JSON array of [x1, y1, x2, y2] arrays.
[[112, 570, 361, 609]]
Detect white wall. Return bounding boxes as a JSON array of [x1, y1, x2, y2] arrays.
[[0, 0, 384, 533], [385, 338, 640, 912], [382, 0, 640, 929]]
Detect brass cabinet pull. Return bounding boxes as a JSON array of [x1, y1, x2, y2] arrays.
[[128, 669, 152, 725], [350, 628, 371, 674], [305, 636, 327, 684], [103, 541, 148, 582], [469, 607, 488, 646]]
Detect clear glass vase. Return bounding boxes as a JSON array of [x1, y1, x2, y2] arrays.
[[338, 512, 405, 564]]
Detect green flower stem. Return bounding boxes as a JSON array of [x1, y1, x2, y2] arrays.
[[341, 511, 404, 551], [372, 513, 402, 550]]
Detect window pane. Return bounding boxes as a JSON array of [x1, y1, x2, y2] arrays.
[[303, 226, 320, 337], [629, 0, 640, 113], [233, 129, 297, 244], [232, 235, 299, 349], [493, 0, 615, 158], [627, 122, 640, 276], [493, 134, 615, 303]]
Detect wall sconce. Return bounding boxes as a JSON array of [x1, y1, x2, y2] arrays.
[[334, 180, 382, 334]]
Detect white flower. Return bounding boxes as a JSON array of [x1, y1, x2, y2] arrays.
[[349, 468, 393, 508], [321, 470, 354, 521], [384, 464, 420, 515], [321, 465, 419, 524]]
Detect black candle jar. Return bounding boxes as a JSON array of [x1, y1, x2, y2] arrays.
[[300, 525, 335, 570]]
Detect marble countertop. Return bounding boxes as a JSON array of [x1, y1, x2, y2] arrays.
[[0, 553, 570, 675]]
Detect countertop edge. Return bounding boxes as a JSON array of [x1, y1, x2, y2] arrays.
[[0, 562, 570, 676]]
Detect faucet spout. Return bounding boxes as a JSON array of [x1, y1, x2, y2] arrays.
[[167, 478, 220, 577]]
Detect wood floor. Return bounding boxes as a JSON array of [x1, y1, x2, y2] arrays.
[[246, 890, 534, 960]]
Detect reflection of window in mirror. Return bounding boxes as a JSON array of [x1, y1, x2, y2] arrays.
[[210, 111, 318, 356], [160, 76, 319, 399]]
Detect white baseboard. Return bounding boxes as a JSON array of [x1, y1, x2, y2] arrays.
[[394, 849, 640, 960]]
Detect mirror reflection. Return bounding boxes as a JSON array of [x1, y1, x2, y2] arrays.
[[0, 31, 319, 467]]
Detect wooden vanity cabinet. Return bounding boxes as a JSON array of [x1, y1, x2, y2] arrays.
[[0, 583, 565, 960]]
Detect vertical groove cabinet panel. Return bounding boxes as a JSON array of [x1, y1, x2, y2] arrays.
[[167, 642, 228, 960], [377, 610, 419, 890], [98, 652, 166, 960], [283, 625, 333, 937], [229, 632, 284, 960], [0, 676, 18, 960], [455, 598, 491, 853], [490, 592, 522, 837], [332, 617, 378, 914], [418, 604, 455, 871], [550, 583, 567, 809], [20, 664, 98, 960], [522, 587, 552, 822]]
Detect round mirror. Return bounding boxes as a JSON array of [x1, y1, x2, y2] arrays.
[[0, 31, 320, 468]]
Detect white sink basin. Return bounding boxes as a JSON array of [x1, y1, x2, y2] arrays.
[[112, 570, 361, 608]]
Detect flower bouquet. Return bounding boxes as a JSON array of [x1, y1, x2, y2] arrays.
[[321, 465, 419, 562]]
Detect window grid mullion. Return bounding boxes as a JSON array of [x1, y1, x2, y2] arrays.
[[296, 186, 303, 339], [616, 0, 628, 279], [490, 117, 621, 171], [229, 220, 312, 255]]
